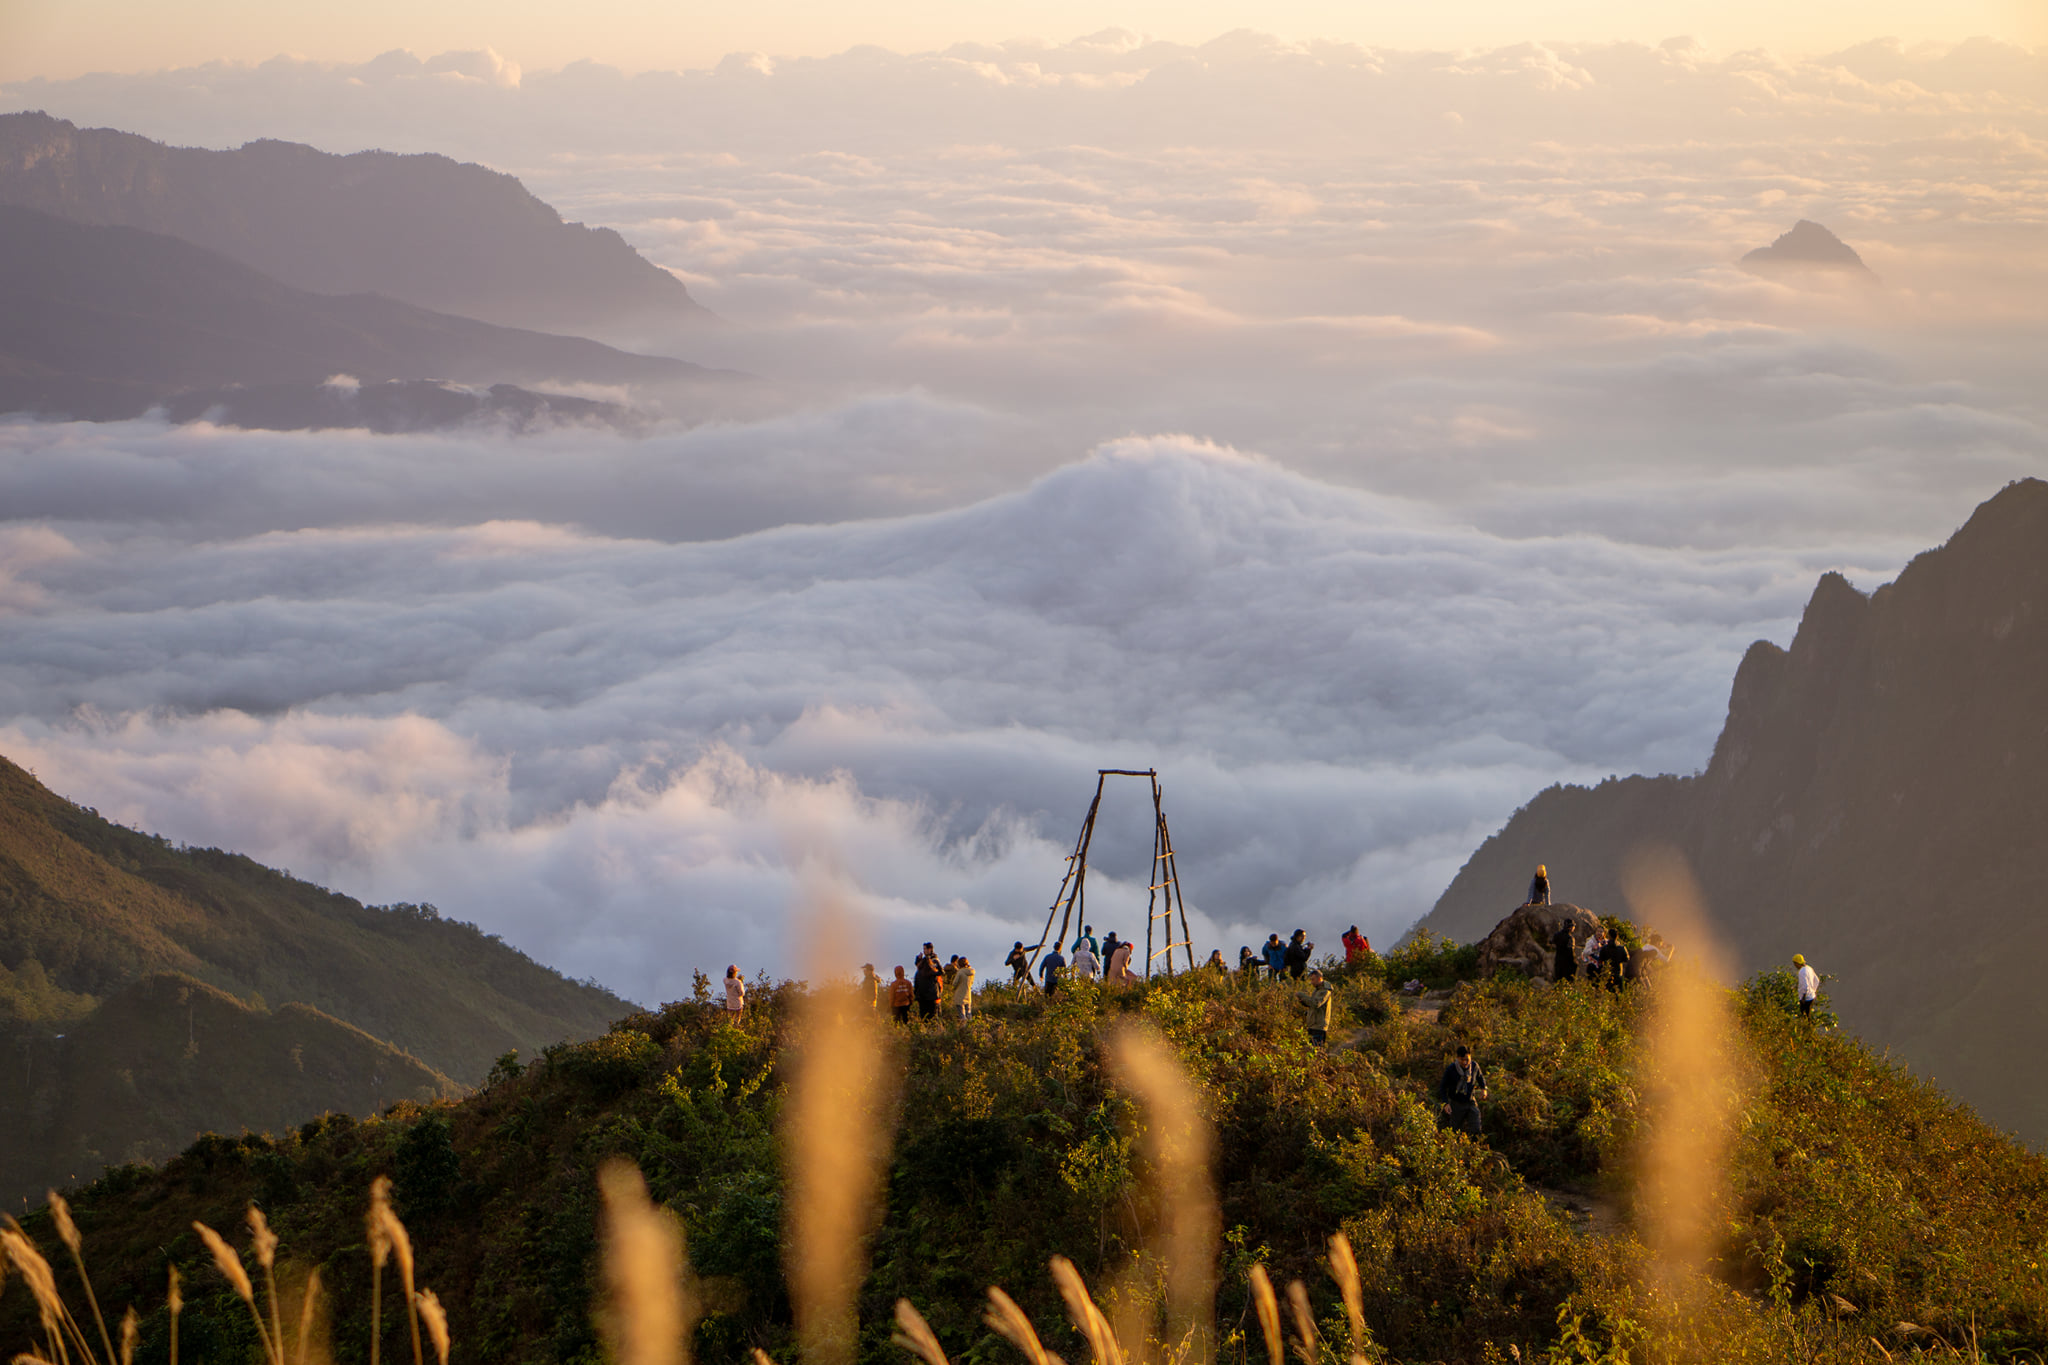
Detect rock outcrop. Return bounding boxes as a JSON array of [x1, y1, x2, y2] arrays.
[[1475, 902, 1603, 980]]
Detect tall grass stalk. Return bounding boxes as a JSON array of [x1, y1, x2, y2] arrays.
[[598, 1158, 694, 1365], [786, 869, 895, 1365], [1107, 1026, 1219, 1363]]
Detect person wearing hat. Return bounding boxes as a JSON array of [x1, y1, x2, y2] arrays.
[[1296, 968, 1335, 1047], [1438, 1043, 1488, 1136], [1528, 864, 1551, 906], [1794, 954, 1820, 1018], [860, 963, 882, 1012]]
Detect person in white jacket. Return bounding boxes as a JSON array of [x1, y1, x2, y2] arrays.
[[724, 965, 746, 1018], [1793, 953, 1820, 1019]]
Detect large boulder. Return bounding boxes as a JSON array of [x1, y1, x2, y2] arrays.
[[1477, 903, 1603, 980]]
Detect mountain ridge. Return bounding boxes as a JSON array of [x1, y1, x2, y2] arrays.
[[0, 110, 708, 336], [1416, 477, 2048, 1144]]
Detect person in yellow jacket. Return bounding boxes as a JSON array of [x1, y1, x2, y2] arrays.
[[949, 955, 977, 1022], [1296, 968, 1334, 1047]]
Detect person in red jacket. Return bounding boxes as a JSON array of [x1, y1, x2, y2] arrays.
[[1342, 925, 1372, 964]]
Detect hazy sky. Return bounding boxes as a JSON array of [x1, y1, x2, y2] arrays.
[[1, 0, 2042, 80], [0, 30, 2042, 1001]]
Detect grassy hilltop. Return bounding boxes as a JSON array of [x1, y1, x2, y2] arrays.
[[5, 939, 2046, 1365]]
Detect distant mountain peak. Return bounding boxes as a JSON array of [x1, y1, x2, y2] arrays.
[[1741, 220, 1877, 279]]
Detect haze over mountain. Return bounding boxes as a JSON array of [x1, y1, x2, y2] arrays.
[[0, 753, 628, 1201], [0, 111, 709, 336], [0, 202, 703, 424], [1419, 478, 2048, 1146]]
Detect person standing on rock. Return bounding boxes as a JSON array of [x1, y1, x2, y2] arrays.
[[1438, 1044, 1488, 1136], [1528, 864, 1550, 906], [1551, 920, 1578, 983], [1296, 969, 1334, 1048], [1794, 953, 1820, 1018]]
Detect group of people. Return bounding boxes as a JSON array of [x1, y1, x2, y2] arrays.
[[1025, 925, 1143, 992], [855, 945, 980, 1024]]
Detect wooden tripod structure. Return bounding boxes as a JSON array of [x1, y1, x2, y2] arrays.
[[1031, 768, 1195, 980]]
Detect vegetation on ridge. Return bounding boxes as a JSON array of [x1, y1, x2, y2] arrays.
[[5, 944, 2046, 1364]]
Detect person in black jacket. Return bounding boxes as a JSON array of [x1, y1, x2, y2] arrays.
[[913, 948, 941, 1020], [1551, 920, 1577, 983], [1438, 1044, 1488, 1136], [1006, 941, 1031, 983], [1528, 864, 1550, 906], [1283, 929, 1313, 980], [1597, 928, 1629, 992]]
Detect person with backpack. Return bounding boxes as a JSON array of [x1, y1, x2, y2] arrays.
[[1296, 969, 1335, 1047], [1438, 1044, 1488, 1136]]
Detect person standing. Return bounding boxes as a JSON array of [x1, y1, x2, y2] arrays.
[[1794, 954, 1820, 1018], [1038, 944, 1066, 996], [1006, 941, 1031, 984], [861, 963, 882, 1012], [1071, 936, 1100, 981], [1597, 928, 1630, 992], [1206, 948, 1230, 976], [889, 966, 914, 1023], [1262, 933, 1288, 980], [1551, 920, 1577, 983], [1073, 924, 1099, 959], [1437, 1044, 1488, 1136], [1528, 864, 1550, 906], [1237, 945, 1258, 983], [913, 952, 941, 1021], [1342, 925, 1372, 965], [1296, 969, 1334, 1048], [1106, 937, 1137, 985], [950, 955, 976, 1021], [723, 965, 746, 1019]]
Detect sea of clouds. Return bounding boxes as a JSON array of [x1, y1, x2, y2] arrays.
[[0, 33, 2042, 1003]]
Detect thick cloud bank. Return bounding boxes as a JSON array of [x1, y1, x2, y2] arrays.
[[0, 34, 2042, 1000]]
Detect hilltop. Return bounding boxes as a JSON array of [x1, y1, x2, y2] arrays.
[[0, 753, 628, 1201], [0, 111, 708, 336], [3, 951, 2044, 1365], [1419, 478, 2048, 1145]]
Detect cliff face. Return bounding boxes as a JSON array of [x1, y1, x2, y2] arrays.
[[1420, 478, 2048, 1143], [0, 111, 708, 335]]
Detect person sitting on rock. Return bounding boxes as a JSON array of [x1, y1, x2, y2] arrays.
[[1528, 864, 1551, 906]]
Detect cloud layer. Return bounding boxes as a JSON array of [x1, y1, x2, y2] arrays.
[[0, 34, 2042, 1001]]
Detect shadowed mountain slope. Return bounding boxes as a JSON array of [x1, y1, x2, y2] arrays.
[[10, 974, 457, 1207], [1740, 220, 1876, 278], [1417, 478, 2048, 1144], [0, 111, 708, 335], [0, 752, 628, 1075], [0, 203, 700, 421]]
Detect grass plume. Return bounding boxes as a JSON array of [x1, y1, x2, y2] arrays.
[[1247, 1266, 1282, 1365], [598, 1158, 694, 1365], [892, 1299, 950, 1365], [1106, 1025, 1219, 1362]]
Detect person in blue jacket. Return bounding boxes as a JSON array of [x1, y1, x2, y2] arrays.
[[1261, 933, 1288, 980]]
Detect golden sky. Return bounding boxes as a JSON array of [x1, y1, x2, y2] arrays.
[[2, 0, 2041, 81]]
